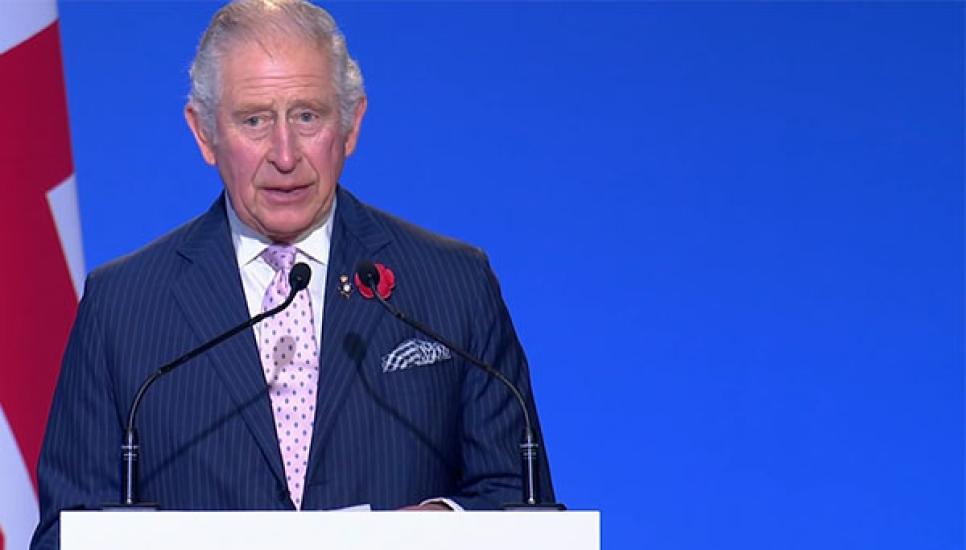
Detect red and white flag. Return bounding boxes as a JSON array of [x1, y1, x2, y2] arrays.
[[0, 2, 85, 549]]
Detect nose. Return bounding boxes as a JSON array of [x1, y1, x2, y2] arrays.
[[267, 119, 301, 173]]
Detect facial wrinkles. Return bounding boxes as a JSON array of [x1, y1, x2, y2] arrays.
[[231, 79, 334, 126], [226, 75, 341, 183], [236, 72, 329, 96]]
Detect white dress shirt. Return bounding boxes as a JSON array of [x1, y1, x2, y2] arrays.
[[225, 196, 332, 346]]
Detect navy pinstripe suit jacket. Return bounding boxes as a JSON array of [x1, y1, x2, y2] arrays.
[[31, 187, 553, 549]]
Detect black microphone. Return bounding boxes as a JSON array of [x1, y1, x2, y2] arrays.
[[112, 262, 312, 508], [355, 260, 564, 510]]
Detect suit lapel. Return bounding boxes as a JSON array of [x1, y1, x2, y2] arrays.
[[306, 187, 392, 480], [171, 196, 287, 487]]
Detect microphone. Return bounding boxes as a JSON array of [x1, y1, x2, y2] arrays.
[[355, 260, 564, 510], [112, 263, 312, 508]]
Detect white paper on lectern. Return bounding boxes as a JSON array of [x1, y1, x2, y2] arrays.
[[337, 503, 372, 511]]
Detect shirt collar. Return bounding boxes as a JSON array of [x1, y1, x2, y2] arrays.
[[225, 194, 335, 268]]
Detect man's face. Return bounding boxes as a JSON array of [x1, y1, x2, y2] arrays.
[[186, 37, 366, 242]]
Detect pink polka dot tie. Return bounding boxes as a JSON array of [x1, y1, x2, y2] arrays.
[[259, 244, 318, 509]]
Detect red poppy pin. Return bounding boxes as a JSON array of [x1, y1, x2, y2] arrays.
[[354, 263, 395, 300]]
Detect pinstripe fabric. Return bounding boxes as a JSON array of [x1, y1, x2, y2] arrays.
[[30, 187, 554, 550]]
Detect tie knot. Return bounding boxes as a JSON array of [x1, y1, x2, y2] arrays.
[[262, 243, 297, 273]]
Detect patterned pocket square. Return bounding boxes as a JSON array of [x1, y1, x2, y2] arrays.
[[382, 338, 452, 373]]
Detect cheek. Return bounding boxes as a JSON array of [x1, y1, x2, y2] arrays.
[[221, 144, 265, 190], [303, 130, 345, 170]]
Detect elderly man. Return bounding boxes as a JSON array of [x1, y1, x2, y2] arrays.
[[31, 1, 553, 548]]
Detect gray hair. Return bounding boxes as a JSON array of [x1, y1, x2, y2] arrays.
[[189, 0, 365, 137]]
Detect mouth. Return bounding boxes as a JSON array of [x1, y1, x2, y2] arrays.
[[260, 184, 312, 203]]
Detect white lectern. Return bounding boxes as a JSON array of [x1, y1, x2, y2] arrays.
[[61, 510, 600, 550]]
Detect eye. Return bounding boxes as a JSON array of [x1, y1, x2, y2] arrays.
[[296, 111, 319, 124], [243, 115, 264, 128]]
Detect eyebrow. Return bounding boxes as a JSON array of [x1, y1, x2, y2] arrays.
[[288, 99, 331, 113], [230, 99, 332, 118], [232, 103, 274, 118]]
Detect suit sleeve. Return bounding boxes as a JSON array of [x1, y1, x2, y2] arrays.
[[30, 274, 123, 550], [447, 254, 555, 510]]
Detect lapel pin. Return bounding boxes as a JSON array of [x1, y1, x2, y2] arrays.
[[338, 274, 353, 299]]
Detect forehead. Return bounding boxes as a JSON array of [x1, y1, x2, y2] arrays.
[[218, 37, 335, 104]]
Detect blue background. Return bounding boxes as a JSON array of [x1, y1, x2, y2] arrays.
[[56, 2, 963, 548]]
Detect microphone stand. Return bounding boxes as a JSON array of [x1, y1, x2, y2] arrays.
[[360, 270, 564, 510], [106, 264, 311, 508]]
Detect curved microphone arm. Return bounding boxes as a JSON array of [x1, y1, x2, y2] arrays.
[[124, 281, 302, 433], [117, 262, 311, 507], [370, 289, 535, 439], [356, 261, 551, 507]]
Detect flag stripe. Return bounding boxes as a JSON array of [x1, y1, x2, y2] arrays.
[[0, 405, 39, 550], [48, 174, 87, 299], [0, 21, 74, 197], [0, 19, 79, 492], [0, 2, 57, 55]]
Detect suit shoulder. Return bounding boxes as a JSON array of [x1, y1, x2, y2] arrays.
[[362, 201, 488, 264], [86, 207, 214, 290]]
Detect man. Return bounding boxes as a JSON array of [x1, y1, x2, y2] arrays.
[[31, 1, 553, 548]]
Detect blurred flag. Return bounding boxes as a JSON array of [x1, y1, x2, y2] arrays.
[[0, 2, 84, 548]]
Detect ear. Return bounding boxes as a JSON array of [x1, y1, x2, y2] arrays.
[[185, 104, 217, 165], [343, 96, 368, 157]]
